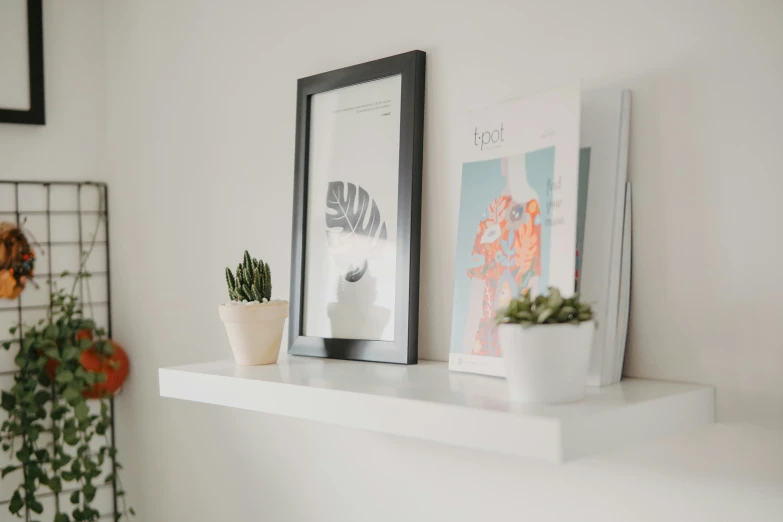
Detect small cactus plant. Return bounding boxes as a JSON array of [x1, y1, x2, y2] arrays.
[[495, 287, 593, 328], [225, 251, 272, 302]]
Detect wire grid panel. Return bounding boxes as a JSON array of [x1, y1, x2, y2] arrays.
[[0, 182, 117, 521]]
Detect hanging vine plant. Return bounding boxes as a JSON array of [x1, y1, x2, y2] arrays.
[[0, 220, 132, 521]]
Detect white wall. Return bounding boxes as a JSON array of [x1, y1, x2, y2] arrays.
[[0, 1, 107, 182], [7, 0, 779, 520]]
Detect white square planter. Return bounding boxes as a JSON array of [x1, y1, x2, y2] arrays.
[[498, 321, 595, 403]]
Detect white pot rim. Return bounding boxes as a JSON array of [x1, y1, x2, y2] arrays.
[[219, 300, 289, 309], [498, 320, 595, 330], [219, 300, 289, 323]]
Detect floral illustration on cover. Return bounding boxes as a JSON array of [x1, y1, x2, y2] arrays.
[[450, 147, 555, 363], [466, 194, 542, 356]]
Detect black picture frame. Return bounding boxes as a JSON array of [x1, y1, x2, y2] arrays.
[[288, 50, 425, 365], [0, 0, 46, 125]]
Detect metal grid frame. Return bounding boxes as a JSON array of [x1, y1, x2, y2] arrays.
[[0, 181, 117, 521]]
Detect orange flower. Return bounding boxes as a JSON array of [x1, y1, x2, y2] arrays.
[[514, 220, 539, 275], [0, 269, 23, 300]]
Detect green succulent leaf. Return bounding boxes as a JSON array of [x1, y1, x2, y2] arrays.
[[226, 251, 273, 302], [495, 287, 595, 328], [537, 307, 553, 323]]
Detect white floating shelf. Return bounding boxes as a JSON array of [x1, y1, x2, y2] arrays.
[[159, 357, 714, 463]]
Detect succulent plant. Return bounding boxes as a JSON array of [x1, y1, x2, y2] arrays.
[[495, 287, 593, 328], [225, 250, 272, 302]]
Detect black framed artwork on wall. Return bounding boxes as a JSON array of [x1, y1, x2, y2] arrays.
[[0, 0, 45, 125], [288, 50, 425, 364]]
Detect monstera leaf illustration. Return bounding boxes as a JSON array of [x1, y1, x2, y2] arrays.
[[325, 181, 387, 282]]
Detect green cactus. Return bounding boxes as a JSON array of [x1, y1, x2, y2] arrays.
[[495, 287, 594, 328], [225, 250, 272, 302]]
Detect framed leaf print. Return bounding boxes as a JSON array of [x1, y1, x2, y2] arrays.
[[289, 51, 425, 364]]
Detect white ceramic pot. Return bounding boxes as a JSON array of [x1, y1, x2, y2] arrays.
[[498, 321, 595, 404], [218, 301, 289, 366]]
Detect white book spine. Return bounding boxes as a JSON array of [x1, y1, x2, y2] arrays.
[[598, 90, 631, 385], [614, 182, 633, 383]]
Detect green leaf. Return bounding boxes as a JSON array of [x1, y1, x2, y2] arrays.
[[63, 387, 81, 401], [536, 308, 553, 323], [28, 424, 41, 441], [70, 490, 80, 504], [83, 482, 97, 502], [9, 490, 23, 514], [55, 514, 70, 522], [52, 404, 69, 420], [44, 324, 58, 339], [44, 347, 61, 360], [555, 305, 577, 321], [56, 370, 75, 384], [58, 454, 72, 469], [34, 390, 51, 405], [1, 391, 16, 411], [1, 464, 18, 478], [547, 286, 563, 307], [30, 499, 44, 514], [63, 344, 81, 361], [80, 318, 96, 330], [10, 421, 23, 436], [49, 476, 62, 492], [64, 429, 79, 446], [75, 402, 90, 422]]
